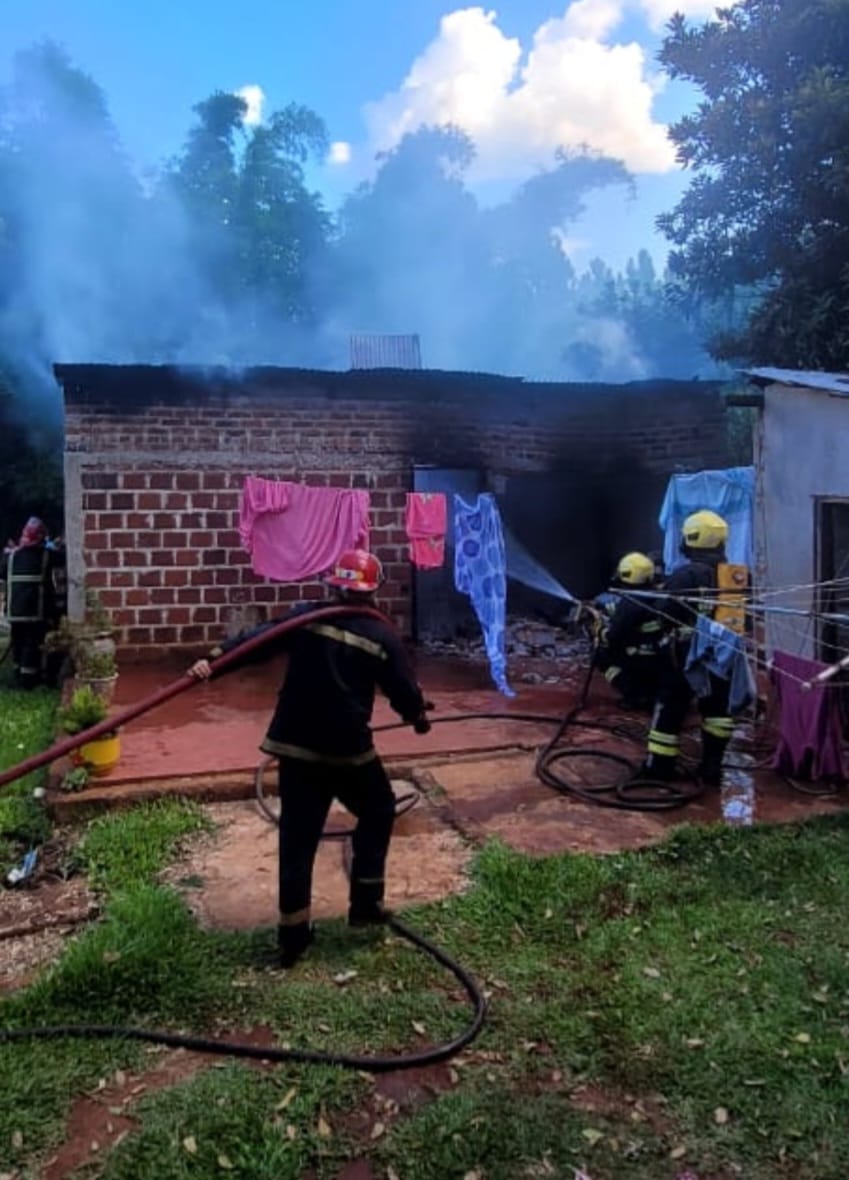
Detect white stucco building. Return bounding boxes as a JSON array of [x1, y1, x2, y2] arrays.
[[742, 368, 849, 661]]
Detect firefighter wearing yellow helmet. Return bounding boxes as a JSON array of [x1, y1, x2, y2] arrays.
[[639, 509, 734, 786], [593, 551, 664, 711]]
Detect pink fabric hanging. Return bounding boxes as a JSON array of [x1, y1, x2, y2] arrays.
[[240, 476, 370, 582], [770, 650, 847, 781], [405, 492, 447, 569]]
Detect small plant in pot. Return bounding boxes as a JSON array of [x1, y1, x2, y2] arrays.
[[75, 645, 119, 704], [58, 685, 121, 777], [45, 591, 120, 697], [84, 590, 116, 653]]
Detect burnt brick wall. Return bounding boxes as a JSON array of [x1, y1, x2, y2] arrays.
[[60, 367, 729, 653]]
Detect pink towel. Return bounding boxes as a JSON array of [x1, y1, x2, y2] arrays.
[[405, 492, 447, 569], [240, 476, 370, 582], [770, 650, 847, 781]]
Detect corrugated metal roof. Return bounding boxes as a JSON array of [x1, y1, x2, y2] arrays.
[[349, 334, 422, 370], [743, 367, 849, 396]]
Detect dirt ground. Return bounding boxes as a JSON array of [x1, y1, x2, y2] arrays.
[[5, 724, 849, 1179], [0, 862, 97, 992], [161, 778, 474, 930], [4, 653, 849, 1179]]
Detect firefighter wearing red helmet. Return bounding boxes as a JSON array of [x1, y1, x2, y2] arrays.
[[189, 548, 431, 967], [325, 547, 384, 592]]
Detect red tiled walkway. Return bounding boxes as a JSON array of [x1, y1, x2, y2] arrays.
[[105, 655, 575, 786]]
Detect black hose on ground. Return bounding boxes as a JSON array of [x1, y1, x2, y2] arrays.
[[254, 757, 421, 829], [0, 604, 489, 1072], [0, 910, 486, 1071], [1, 774, 487, 1071], [530, 657, 705, 811], [1, 651, 826, 1070]]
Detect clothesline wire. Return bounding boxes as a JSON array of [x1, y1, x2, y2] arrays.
[[747, 574, 849, 601], [618, 586, 849, 628], [774, 619, 849, 665], [750, 609, 849, 666], [656, 568, 849, 604], [612, 587, 844, 693]]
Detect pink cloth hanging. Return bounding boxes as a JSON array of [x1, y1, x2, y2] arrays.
[[770, 650, 847, 782], [240, 476, 370, 582], [405, 492, 447, 569]]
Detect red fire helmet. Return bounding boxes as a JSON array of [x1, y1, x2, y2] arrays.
[[325, 549, 384, 592]]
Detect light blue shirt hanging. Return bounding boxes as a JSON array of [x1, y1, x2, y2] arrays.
[[684, 615, 756, 716], [659, 466, 755, 573], [454, 493, 515, 698]]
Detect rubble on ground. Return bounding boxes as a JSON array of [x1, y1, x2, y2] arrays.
[[421, 616, 591, 683]]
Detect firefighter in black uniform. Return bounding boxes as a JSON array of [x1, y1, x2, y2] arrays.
[[593, 552, 664, 710], [1, 517, 65, 689], [189, 549, 431, 967], [640, 510, 734, 786]]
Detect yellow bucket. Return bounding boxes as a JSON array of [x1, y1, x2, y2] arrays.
[[80, 734, 121, 776]]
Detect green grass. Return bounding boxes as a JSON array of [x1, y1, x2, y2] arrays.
[[0, 655, 57, 875], [4, 808, 849, 1177], [76, 798, 210, 894], [96, 1065, 362, 1180]]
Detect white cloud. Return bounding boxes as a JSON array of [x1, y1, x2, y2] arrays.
[[328, 141, 352, 165], [561, 0, 622, 39], [235, 84, 265, 127], [363, 2, 741, 182]]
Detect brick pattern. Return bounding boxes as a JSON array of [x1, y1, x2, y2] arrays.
[[77, 468, 410, 650], [65, 384, 728, 651]]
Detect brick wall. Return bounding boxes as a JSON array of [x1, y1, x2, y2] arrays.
[[59, 366, 729, 653]]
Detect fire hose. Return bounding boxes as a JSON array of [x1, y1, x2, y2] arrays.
[[0, 603, 487, 1071], [0, 603, 799, 1069]]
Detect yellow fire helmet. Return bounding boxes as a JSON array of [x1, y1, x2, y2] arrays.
[[616, 551, 656, 585], [681, 510, 729, 551]]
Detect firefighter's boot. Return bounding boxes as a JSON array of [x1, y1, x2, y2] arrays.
[[278, 921, 315, 968], [698, 730, 728, 788]]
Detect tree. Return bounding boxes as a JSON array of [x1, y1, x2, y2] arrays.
[[658, 0, 849, 368], [329, 125, 487, 367], [0, 374, 63, 541], [567, 249, 727, 379], [236, 105, 329, 324], [331, 129, 637, 376], [168, 93, 330, 334], [168, 92, 246, 303], [0, 41, 206, 372]]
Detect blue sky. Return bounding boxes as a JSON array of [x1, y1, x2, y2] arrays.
[[1, 0, 727, 272]]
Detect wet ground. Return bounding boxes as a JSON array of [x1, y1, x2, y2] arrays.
[[8, 653, 849, 1179], [40, 650, 849, 933], [48, 653, 569, 808]]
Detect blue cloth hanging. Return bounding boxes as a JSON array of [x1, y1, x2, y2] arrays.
[[659, 467, 755, 573], [454, 493, 514, 697], [684, 616, 756, 716]]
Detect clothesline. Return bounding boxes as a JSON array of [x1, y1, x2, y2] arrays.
[[613, 588, 845, 694], [616, 586, 849, 627], [754, 574, 849, 601]]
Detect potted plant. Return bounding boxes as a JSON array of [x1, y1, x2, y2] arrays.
[[57, 685, 121, 776], [75, 645, 119, 704], [84, 589, 116, 659], [45, 590, 119, 700]]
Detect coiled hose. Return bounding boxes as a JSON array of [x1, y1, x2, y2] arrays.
[[0, 624, 817, 1068], [0, 603, 487, 1071]]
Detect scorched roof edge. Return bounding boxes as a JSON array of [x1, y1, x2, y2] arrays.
[[54, 363, 723, 410]]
